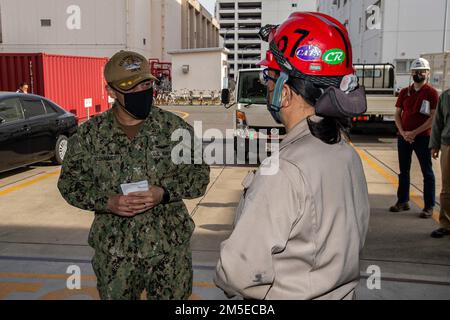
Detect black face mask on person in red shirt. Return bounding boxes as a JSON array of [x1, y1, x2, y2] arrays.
[[413, 73, 426, 84]]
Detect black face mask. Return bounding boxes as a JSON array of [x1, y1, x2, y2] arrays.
[[413, 74, 426, 83], [118, 87, 153, 120]]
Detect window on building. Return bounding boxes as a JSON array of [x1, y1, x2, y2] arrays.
[[344, 0, 348, 6], [292, 3, 298, 8], [220, 2, 235, 10], [395, 59, 415, 74], [396, 61, 408, 74], [225, 44, 234, 50], [359, 17, 362, 33], [41, 19, 51, 27]]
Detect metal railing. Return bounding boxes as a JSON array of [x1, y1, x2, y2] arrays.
[[154, 89, 233, 106]]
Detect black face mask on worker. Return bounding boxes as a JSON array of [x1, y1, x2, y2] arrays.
[[118, 87, 153, 120], [413, 73, 426, 83]]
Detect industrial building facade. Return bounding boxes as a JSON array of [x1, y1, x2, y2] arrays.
[[216, 0, 317, 79], [0, 0, 220, 61], [317, 0, 450, 89]]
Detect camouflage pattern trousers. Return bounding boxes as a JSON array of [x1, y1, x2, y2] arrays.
[[92, 245, 193, 300]]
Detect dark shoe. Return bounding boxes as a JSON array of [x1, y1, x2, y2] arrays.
[[430, 228, 450, 238], [389, 202, 410, 212], [419, 208, 434, 219]]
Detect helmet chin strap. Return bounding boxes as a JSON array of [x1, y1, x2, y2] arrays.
[[270, 72, 289, 112]]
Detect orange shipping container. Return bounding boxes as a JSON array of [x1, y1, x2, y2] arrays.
[[0, 53, 110, 120]]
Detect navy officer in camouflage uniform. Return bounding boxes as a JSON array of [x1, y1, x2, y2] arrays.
[[58, 51, 210, 300]]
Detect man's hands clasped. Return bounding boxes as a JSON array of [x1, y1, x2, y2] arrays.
[[106, 186, 165, 217], [401, 130, 417, 144]]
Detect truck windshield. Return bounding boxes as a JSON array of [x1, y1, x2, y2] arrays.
[[238, 71, 267, 105]]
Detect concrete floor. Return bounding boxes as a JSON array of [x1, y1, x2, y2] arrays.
[[0, 105, 449, 300]]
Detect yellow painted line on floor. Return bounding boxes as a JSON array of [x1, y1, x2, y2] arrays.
[[0, 282, 43, 300], [171, 110, 190, 119], [0, 272, 216, 289], [193, 281, 217, 289], [0, 170, 61, 197], [351, 142, 439, 222], [0, 272, 215, 301], [0, 272, 96, 281]]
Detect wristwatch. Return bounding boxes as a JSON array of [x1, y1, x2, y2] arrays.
[[162, 187, 170, 204]]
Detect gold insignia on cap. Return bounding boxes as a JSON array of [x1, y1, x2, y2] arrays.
[[104, 50, 157, 90]]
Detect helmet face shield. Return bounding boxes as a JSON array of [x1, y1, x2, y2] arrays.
[[258, 24, 278, 42], [315, 86, 367, 118]]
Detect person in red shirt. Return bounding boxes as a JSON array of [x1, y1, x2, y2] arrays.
[[390, 58, 438, 218]]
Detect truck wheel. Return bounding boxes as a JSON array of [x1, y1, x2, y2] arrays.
[[52, 135, 68, 165]]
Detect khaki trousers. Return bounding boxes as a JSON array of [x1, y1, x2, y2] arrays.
[[439, 144, 450, 230]]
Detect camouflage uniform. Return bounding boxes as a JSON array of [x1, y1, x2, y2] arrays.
[[57, 104, 210, 300]]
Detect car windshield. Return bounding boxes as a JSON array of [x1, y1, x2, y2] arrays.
[[237, 71, 267, 105]]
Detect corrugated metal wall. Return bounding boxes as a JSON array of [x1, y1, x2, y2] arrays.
[[40, 54, 109, 120], [0, 53, 110, 120], [0, 53, 44, 95]]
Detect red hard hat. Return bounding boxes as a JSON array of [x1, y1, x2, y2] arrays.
[[259, 12, 354, 84]]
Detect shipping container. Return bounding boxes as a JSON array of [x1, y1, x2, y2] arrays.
[[0, 53, 110, 120]]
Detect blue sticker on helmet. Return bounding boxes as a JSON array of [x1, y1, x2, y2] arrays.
[[295, 45, 322, 61]]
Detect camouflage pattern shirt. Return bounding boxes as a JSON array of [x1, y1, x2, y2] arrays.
[[58, 105, 210, 258]]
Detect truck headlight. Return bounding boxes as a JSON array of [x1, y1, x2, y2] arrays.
[[235, 111, 247, 138]]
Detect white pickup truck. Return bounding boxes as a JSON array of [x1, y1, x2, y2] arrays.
[[221, 64, 398, 161], [222, 68, 282, 162], [354, 64, 397, 125]]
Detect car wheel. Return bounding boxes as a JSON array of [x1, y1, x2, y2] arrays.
[[52, 135, 68, 165]]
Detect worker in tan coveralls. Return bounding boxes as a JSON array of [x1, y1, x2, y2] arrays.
[[215, 12, 370, 300]]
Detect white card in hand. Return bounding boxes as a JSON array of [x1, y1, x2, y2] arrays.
[[120, 180, 149, 195]]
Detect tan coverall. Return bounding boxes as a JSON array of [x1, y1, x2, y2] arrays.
[[215, 119, 370, 300]]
